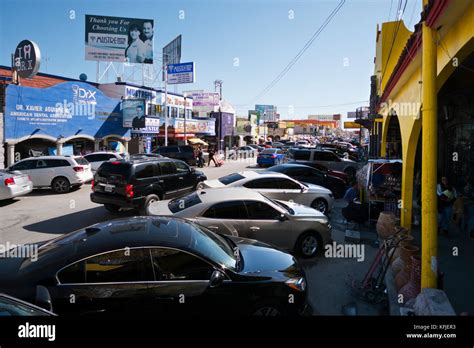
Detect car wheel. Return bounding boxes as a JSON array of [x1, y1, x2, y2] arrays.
[[311, 198, 328, 214], [344, 167, 356, 177], [140, 194, 160, 216], [104, 204, 121, 213], [295, 232, 322, 258], [51, 177, 70, 194]]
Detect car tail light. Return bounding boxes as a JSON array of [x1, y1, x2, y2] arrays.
[[271, 154, 277, 158], [4, 177, 15, 186], [91, 180, 95, 191], [111, 161, 121, 164], [73, 166, 84, 172], [125, 184, 134, 198]]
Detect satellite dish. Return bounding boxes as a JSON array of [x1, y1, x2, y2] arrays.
[[79, 73, 88, 81]]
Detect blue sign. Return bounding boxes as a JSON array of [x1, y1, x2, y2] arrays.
[[5, 82, 129, 141], [167, 62, 194, 84]]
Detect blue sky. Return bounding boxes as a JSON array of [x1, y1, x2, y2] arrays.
[[0, 0, 422, 119]]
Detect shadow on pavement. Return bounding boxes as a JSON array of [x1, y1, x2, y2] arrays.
[[0, 198, 21, 207], [27, 186, 83, 197], [23, 206, 136, 234]]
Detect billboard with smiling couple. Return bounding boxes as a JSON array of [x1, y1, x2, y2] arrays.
[[85, 14, 154, 64]]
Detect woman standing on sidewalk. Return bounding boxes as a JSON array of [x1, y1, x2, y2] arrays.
[[437, 176, 457, 236]]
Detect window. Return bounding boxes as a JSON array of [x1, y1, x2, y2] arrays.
[[285, 167, 307, 177], [294, 151, 311, 161], [45, 159, 70, 168], [321, 152, 337, 161], [180, 146, 193, 153], [151, 248, 213, 281], [277, 150, 284, 155], [275, 178, 301, 190], [174, 161, 190, 174], [10, 160, 37, 171], [36, 160, 48, 168], [59, 249, 153, 284], [218, 173, 245, 185], [243, 178, 277, 189], [97, 162, 132, 179], [85, 154, 114, 162], [74, 157, 89, 165], [159, 161, 177, 175], [168, 192, 202, 213], [202, 201, 247, 219], [244, 201, 280, 220], [135, 164, 155, 179]]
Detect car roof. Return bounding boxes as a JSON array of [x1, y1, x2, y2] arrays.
[[84, 152, 120, 155], [195, 187, 265, 203], [32, 216, 213, 263], [17, 156, 73, 161], [239, 170, 289, 179], [267, 163, 312, 169]]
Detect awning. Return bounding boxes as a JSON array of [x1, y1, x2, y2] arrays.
[[188, 138, 208, 146]]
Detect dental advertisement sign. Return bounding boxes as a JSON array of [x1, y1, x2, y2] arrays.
[[85, 14, 154, 64]]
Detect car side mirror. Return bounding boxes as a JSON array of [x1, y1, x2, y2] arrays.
[[209, 270, 225, 288], [35, 285, 53, 312], [278, 213, 288, 221]]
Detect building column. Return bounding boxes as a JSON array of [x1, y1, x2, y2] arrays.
[[94, 139, 100, 152], [7, 143, 15, 167], [421, 8, 438, 289], [56, 142, 64, 156]]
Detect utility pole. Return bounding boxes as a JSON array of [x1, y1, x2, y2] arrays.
[[183, 95, 187, 145]]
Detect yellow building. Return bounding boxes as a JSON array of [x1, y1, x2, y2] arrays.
[[370, 0, 473, 292]]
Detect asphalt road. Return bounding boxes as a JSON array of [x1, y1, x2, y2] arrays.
[[0, 157, 380, 315]]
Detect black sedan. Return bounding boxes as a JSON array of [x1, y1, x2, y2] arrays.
[[267, 163, 347, 198], [0, 216, 309, 317]]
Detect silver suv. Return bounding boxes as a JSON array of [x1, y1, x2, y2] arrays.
[[291, 149, 360, 176]]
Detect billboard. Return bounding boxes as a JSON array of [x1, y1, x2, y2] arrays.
[[85, 15, 154, 64], [167, 62, 195, 84], [163, 35, 182, 80], [344, 122, 361, 129], [14, 40, 41, 78], [255, 104, 277, 123], [122, 99, 146, 128], [187, 92, 219, 107]]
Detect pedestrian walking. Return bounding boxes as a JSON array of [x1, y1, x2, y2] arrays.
[[437, 176, 457, 236], [208, 146, 218, 167]]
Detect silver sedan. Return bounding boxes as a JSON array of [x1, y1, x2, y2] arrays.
[[149, 188, 332, 258], [0, 169, 33, 200], [197, 171, 334, 214]]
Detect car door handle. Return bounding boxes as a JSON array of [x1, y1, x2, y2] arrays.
[[250, 226, 260, 232], [159, 180, 164, 183], [155, 296, 174, 301], [178, 177, 184, 180], [208, 226, 219, 230]]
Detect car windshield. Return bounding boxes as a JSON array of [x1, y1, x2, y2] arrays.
[[74, 157, 89, 165], [97, 162, 132, 178], [189, 222, 237, 271], [168, 192, 202, 213], [218, 173, 245, 185], [269, 198, 295, 215]]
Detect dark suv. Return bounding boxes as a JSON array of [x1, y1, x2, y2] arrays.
[[90, 157, 206, 215], [154, 145, 196, 166]]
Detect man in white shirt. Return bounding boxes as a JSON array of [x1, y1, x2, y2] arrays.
[[142, 21, 154, 64]]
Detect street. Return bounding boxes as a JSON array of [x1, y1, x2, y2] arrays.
[[0, 158, 380, 315]]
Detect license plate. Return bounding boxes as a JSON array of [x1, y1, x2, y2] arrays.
[[23, 185, 30, 190], [104, 184, 115, 192]]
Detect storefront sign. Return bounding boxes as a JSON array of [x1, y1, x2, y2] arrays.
[[131, 117, 160, 135], [344, 122, 361, 129], [5, 82, 126, 141], [173, 118, 215, 135], [14, 40, 41, 78], [85, 15, 154, 64], [189, 92, 219, 107]]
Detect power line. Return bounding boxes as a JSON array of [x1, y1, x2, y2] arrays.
[[247, 0, 346, 105]]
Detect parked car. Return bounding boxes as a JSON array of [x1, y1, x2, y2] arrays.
[[0, 169, 33, 200], [8, 156, 93, 193], [289, 149, 360, 177], [197, 171, 334, 214], [154, 145, 196, 166], [248, 144, 264, 153], [0, 293, 56, 316], [83, 152, 124, 173], [90, 157, 207, 215], [272, 142, 285, 149], [129, 153, 164, 160], [237, 146, 258, 158], [0, 216, 310, 317], [266, 164, 347, 198], [257, 148, 286, 167], [289, 161, 350, 184], [150, 188, 332, 258]]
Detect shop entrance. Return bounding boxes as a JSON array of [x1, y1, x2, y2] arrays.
[[386, 114, 402, 159], [14, 138, 57, 160], [65, 138, 95, 155]]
